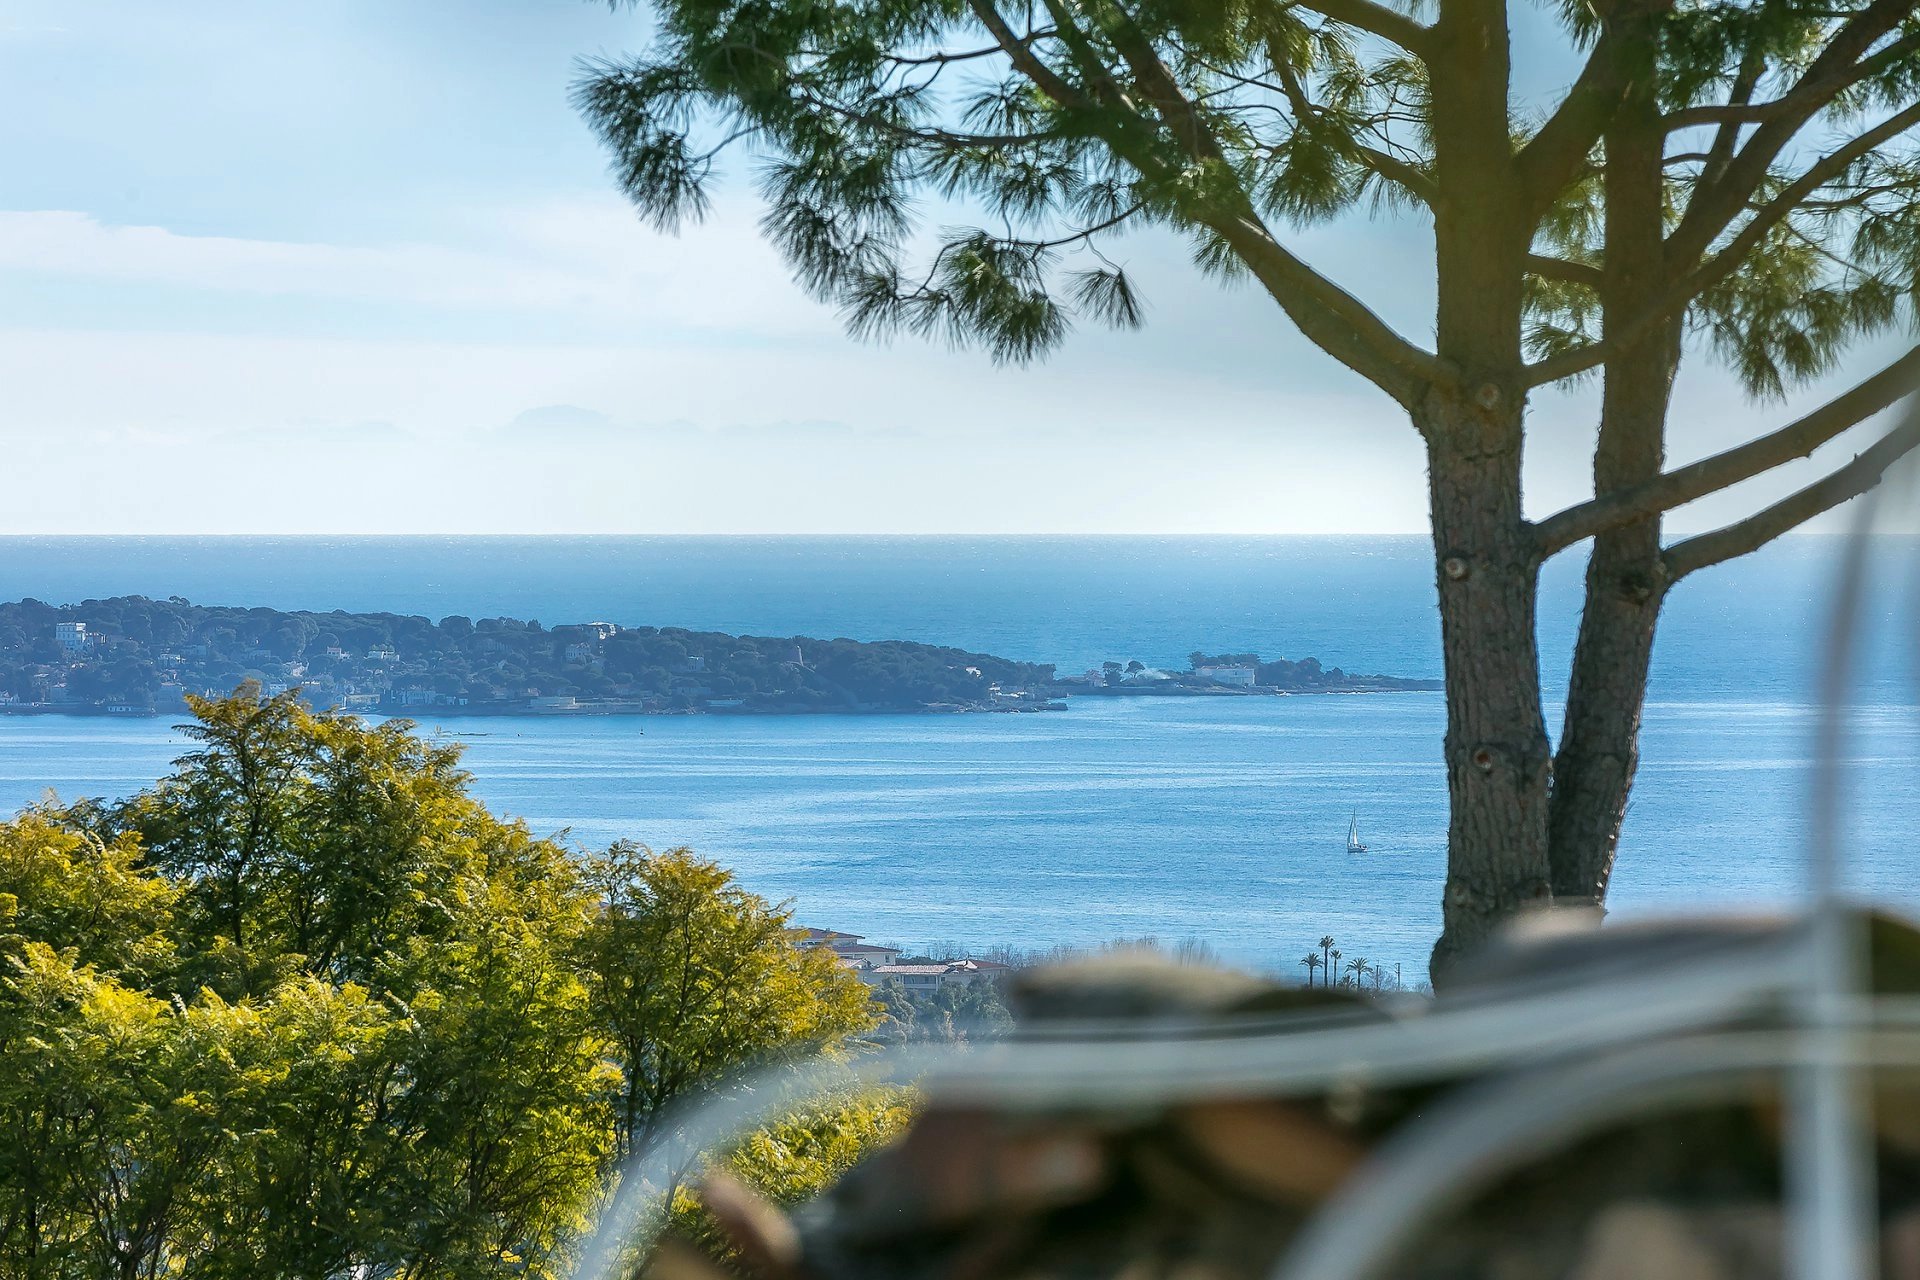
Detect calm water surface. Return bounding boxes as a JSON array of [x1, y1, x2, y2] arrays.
[[0, 536, 1914, 980]]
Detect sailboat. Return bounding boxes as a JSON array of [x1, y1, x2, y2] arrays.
[[1346, 813, 1368, 855]]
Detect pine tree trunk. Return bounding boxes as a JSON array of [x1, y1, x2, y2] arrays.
[[1547, 528, 1665, 904], [1424, 388, 1554, 978], [1545, 51, 1680, 908], [1422, 0, 1555, 979]]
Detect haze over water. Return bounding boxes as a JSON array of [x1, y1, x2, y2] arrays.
[[0, 535, 1913, 980]]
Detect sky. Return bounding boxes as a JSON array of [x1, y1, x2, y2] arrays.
[[1, 0, 1912, 535]]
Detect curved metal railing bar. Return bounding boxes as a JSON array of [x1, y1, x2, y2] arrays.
[[1791, 479, 1885, 1280], [572, 923, 1811, 1279], [1273, 1020, 1920, 1280]]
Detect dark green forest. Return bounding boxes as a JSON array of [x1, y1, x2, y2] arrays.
[[0, 597, 1057, 715]]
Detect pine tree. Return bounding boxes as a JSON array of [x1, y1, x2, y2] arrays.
[[578, 0, 1920, 975]]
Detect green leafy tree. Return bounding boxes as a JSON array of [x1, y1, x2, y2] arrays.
[[129, 684, 315, 989], [0, 692, 901, 1280], [579, 843, 879, 1163], [870, 975, 1013, 1043], [164, 979, 408, 1280], [928, 979, 1014, 1040], [379, 869, 615, 1280], [0, 809, 176, 984], [578, 0, 1920, 974], [870, 975, 923, 1038], [0, 944, 182, 1279], [281, 711, 475, 981], [124, 684, 497, 997], [666, 1088, 915, 1266]]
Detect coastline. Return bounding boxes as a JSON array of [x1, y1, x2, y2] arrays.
[[0, 683, 1444, 720], [0, 595, 1443, 720]]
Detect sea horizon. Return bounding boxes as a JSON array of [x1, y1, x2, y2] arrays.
[[1, 534, 1914, 981], [0, 532, 1910, 693]]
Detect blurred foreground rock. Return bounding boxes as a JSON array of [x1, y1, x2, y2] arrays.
[[654, 916, 1920, 1280]]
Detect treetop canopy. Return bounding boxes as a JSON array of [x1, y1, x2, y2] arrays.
[[577, 0, 1920, 405]]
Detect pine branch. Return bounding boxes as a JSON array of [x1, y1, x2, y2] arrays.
[[991, 0, 1446, 406], [1525, 99, 1920, 388], [1031, 0, 1138, 113], [1696, 99, 1920, 281], [1209, 214, 1448, 407], [966, 0, 1091, 111], [1514, 10, 1648, 217], [1270, 57, 1436, 206], [1662, 401, 1920, 581], [1526, 253, 1602, 288], [1103, 10, 1225, 162], [1291, 0, 1436, 57], [1536, 345, 1920, 554], [1668, 0, 1918, 265], [1698, 55, 1764, 189], [1663, 32, 1920, 133]]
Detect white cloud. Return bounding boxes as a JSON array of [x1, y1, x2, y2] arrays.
[[0, 203, 827, 336]]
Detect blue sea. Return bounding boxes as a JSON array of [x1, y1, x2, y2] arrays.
[[0, 535, 1914, 981]]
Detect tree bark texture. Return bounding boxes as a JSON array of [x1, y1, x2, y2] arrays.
[[1548, 53, 1682, 907], [1425, 0, 1553, 978], [1424, 388, 1553, 978]]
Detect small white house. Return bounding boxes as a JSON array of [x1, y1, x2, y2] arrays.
[[858, 958, 1011, 989], [829, 940, 904, 968], [791, 928, 905, 970], [54, 622, 89, 654], [792, 927, 863, 950], [1195, 664, 1259, 687]]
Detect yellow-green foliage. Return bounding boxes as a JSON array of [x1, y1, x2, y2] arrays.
[[0, 810, 177, 981], [581, 842, 880, 1161], [666, 1086, 917, 1268], [0, 686, 886, 1280], [723, 1088, 916, 1206]]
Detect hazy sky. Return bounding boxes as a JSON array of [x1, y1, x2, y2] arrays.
[[2, 0, 1910, 534]]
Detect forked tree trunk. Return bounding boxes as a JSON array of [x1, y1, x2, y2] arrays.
[[1424, 387, 1554, 978], [1547, 527, 1667, 904], [1546, 60, 1680, 908]]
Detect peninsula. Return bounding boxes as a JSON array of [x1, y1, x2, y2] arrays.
[[0, 598, 1438, 717]]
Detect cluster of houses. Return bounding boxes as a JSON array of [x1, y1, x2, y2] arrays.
[[4, 618, 647, 717], [3, 627, 405, 716], [792, 928, 1012, 992], [1063, 661, 1262, 689], [1, 623, 186, 714]]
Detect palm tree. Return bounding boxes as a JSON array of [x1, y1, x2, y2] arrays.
[[1346, 956, 1371, 988], [1299, 953, 1322, 988], [1320, 936, 1335, 981], [1329, 949, 1342, 988]]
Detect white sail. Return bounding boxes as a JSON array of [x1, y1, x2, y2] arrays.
[[1347, 814, 1364, 852]]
